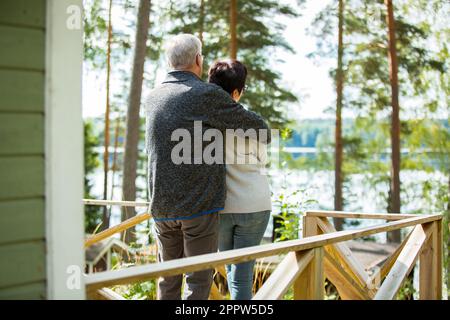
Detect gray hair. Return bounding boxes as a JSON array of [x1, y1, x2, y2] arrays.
[[165, 34, 202, 70]]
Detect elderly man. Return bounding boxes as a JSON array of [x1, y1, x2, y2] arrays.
[[145, 33, 270, 300]]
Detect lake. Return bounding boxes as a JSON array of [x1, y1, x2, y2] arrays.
[[86, 168, 446, 244]]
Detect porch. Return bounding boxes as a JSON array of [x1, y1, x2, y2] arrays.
[[83, 201, 443, 300]]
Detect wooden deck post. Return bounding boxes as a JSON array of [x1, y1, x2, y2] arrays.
[[303, 214, 319, 238], [294, 247, 324, 299], [375, 224, 431, 300], [295, 217, 323, 299], [419, 221, 442, 300]]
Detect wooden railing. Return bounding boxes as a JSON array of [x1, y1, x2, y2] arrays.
[[83, 199, 443, 300], [84, 199, 150, 248]]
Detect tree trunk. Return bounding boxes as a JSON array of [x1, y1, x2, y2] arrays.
[[230, 0, 237, 59], [447, 172, 450, 300], [199, 0, 205, 45], [385, 0, 401, 243], [333, 0, 344, 231], [102, 0, 113, 231], [199, 0, 205, 78], [109, 116, 121, 218], [121, 0, 151, 244]]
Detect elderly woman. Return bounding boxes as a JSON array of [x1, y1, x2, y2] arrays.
[[208, 59, 272, 300]]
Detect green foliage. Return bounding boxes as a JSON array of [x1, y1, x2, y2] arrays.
[[396, 276, 416, 300], [117, 280, 157, 300], [83, 0, 108, 67], [84, 0, 158, 68], [83, 0, 164, 108], [110, 249, 158, 299], [273, 191, 302, 241], [282, 287, 293, 300], [307, 0, 449, 214], [272, 173, 317, 241], [160, 0, 303, 128], [306, 0, 449, 294], [84, 120, 103, 233], [80, 0, 449, 298], [342, 0, 448, 117]]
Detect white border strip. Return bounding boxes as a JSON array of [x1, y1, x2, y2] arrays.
[[45, 0, 85, 299]]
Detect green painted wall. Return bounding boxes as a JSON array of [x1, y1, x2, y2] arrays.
[[0, 0, 47, 299]]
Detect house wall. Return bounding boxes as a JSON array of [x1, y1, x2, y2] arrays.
[[0, 0, 85, 299], [0, 0, 47, 299]]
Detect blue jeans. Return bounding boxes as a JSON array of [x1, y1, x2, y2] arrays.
[[219, 211, 271, 300]]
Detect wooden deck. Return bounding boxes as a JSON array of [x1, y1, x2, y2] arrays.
[[82, 200, 443, 300]]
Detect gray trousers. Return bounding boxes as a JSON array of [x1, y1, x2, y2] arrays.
[[154, 213, 218, 300]]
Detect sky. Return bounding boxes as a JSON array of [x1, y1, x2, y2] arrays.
[[82, 0, 336, 120], [276, 0, 336, 119]]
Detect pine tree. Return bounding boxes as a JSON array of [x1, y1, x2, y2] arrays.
[[162, 0, 302, 128], [103, 0, 113, 230], [230, 0, 238, 59], [310, 0, 447, 243], [334, 0, 345, 231], [385, 0, 401, 242], [121, 0, 151, 244]]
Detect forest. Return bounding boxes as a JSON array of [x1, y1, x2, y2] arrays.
[[81, 0, 449, 300]]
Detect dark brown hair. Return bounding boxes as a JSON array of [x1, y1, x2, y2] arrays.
[[208, 59, 247, 95]]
